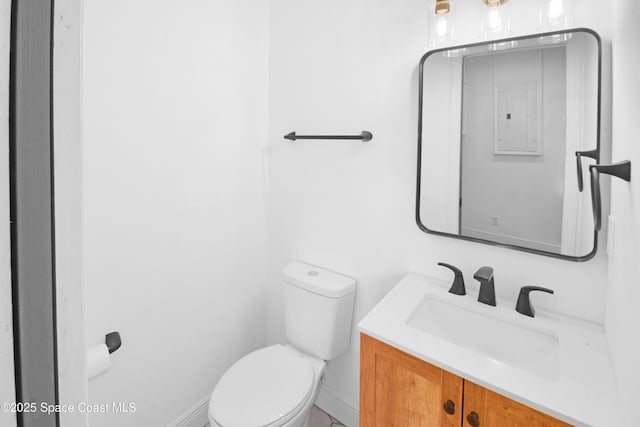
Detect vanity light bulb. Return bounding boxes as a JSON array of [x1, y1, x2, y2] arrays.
[[436, 16, 448, 38], [548, 0, 564, 21], [538, 0, 573, 31], [488, 8, 502, 31], [479, 0, 512, 42]]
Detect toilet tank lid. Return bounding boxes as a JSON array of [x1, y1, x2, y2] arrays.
[[282, 262, 356, 298]]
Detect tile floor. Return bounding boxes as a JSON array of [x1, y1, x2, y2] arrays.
[[308, 405, 346, 427], [203, 405, 345, 427]]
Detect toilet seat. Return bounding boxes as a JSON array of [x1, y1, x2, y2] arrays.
[[209, 345, 315, 427]]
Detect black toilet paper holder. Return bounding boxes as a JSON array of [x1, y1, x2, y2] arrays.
[[105, 331, 121, 354]]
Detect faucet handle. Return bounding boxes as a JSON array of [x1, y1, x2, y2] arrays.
[[516, 286, 554, 318], [438, 263, 466, 296], [473, 266, 493, 282], [473, 266, 496, 306]]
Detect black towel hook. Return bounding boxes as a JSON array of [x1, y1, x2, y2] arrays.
[[590, 160, 631, 231]]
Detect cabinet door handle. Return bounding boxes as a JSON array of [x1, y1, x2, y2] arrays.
[[442, 399, 455, 415], [467, 411, 480, 427]]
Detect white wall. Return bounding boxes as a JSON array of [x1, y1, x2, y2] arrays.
[[604, 1, 640, 425], [83, 1, 268, 425], [0, 1, 16, 426], [53, 1, 87, 426], [267, 0, 611, 420]]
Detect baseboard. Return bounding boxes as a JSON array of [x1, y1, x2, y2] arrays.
[[315, 385, 359, 427], [167, 394, 210, 427], [168, 386, 358, 427]]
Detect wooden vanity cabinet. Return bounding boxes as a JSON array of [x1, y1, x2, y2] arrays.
[[360, 334, 572, 427], [360, 332, 463, 427]]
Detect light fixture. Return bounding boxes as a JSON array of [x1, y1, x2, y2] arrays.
[[427, 0, 573, 51], [429, 0, 457, 48], [537, 0, 573, 32], [479, 0, 516, 50]]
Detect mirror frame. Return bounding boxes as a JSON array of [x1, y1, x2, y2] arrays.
[[415, 28, 602, 262]]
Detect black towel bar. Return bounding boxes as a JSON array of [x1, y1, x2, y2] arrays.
[[284, 131, 373, 142]]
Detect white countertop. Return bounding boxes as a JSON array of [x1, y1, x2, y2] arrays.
[[358, 273, 622, 427]]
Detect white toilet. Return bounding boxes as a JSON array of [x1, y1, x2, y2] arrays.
[[208, 261, 356, 427]]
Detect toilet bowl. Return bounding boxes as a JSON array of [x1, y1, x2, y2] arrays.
[[208, 261, 356, 427], [208, 344, 325, 427]]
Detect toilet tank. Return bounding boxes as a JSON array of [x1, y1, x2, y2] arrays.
[[282, 262, 356, 361]]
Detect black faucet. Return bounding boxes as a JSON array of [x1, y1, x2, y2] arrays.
[[515, 286, 554, 317], [437, 262, 466, 295], [473, 266, 496, 306]]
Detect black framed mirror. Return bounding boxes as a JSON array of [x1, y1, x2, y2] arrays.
[[416, 28, 602, 261]]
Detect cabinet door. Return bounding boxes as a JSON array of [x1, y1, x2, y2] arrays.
[[360, 334, 463, 427], [463, 380, 573, 427]]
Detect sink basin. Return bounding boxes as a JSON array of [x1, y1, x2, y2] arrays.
[[407, 296, 559, 380]]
